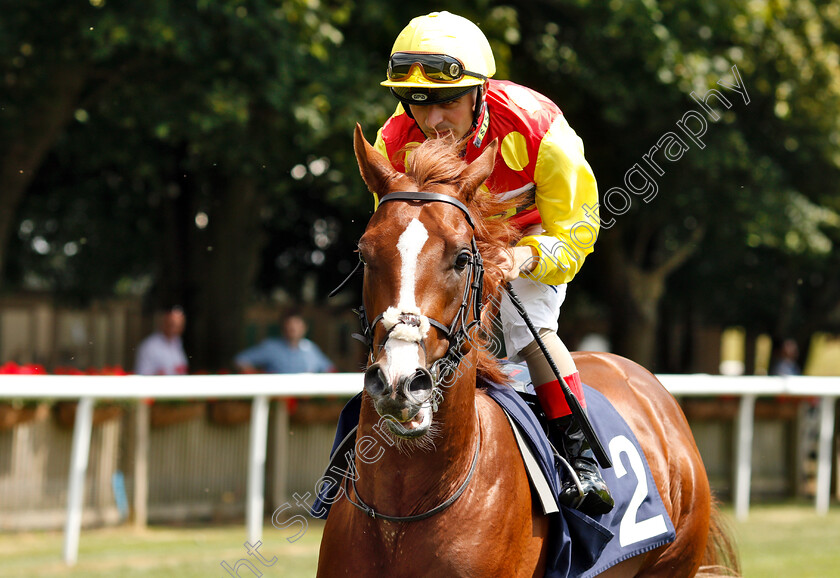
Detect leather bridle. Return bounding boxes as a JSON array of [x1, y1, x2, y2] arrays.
[[338, 191, 485, 522], [354, 191, 485, 389]]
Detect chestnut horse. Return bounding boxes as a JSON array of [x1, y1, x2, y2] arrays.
[[316, 125, 738, 577]]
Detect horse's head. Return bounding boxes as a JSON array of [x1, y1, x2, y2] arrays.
[[353, 124, 512, 440]]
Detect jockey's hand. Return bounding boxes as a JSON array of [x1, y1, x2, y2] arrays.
[[500, 245, 539, 282]]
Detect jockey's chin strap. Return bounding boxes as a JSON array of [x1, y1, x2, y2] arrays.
[[354, 191, 485, 385]]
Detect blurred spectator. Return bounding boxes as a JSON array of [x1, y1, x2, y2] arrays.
[[770, 338, 801, 376], [235, 309, 334, 374], [134, 305, 188, 375]]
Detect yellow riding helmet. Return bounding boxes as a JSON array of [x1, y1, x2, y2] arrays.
[[381, 11, 496, 91]]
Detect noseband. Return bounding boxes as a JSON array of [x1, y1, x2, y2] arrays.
[[355, 191, 485, 389]]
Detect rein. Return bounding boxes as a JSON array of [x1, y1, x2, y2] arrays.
[[355, 191, 485, 385], [344, 409, 482, 522]]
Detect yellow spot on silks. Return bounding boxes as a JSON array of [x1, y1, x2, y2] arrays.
[[501, 131, 529, 172]]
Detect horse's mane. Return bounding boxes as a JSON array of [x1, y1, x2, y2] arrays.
[[405, 138, 520, 386]]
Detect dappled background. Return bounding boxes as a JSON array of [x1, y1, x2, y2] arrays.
[[2, 0, 839, 374]]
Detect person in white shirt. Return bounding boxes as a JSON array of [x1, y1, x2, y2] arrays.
[[134, 305, 188, 375]]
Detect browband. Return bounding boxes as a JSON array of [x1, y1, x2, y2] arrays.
[[378, 191, 475, 229]]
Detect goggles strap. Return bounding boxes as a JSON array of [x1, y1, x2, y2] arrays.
[[471, 93, 487, 145]]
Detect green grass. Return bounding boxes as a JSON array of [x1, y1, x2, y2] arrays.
[[1, 504, 838, 577], [727, 503, 840, 577], [0, 521, 325, 577]]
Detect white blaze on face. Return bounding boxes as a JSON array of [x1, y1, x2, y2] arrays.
[[382, 218, 430, 384]]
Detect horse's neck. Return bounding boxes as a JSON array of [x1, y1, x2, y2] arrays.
[[356, 364, 479, 510]]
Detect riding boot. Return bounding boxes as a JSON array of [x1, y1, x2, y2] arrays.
[[550, 413, 615, 516], [535, 371, 613, 516]]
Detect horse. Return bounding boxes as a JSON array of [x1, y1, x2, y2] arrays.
[[316, 124, 739, 577]]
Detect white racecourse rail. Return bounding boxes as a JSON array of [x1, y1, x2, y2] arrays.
[[1, 372, 838, 566]]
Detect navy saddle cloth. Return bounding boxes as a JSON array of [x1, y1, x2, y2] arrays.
[[312, 367, 675, 577]]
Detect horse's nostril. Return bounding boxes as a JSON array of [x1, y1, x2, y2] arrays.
[[364, 364, 389, 396], [405, 368, 434, 403], [408, 370, 432, 393]]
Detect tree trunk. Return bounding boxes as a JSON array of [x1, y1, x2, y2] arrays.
[[743, 328, 759, 375], [620, 265, 666, 369], [0, 67, 87, 282], [184, 175, 266, 372], [597, 225, 704, 371], [602, 260, 664, 370]]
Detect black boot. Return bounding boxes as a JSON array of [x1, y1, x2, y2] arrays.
[[551, 415, 614, 516]]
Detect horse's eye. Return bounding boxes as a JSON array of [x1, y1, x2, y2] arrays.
[[454, 250, 471, 270]]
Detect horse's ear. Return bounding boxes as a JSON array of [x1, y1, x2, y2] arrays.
[[354, 123, 397, 197], [460, 139, 498, 201]]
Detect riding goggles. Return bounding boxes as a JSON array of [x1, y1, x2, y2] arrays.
[[387, 52, 488, 84]]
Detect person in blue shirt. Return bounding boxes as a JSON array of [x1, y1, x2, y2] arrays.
[[234, 309, 335, 374], [769, 338, 801, 377]]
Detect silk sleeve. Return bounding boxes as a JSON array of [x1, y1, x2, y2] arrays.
[[516, 115, 600, 286]]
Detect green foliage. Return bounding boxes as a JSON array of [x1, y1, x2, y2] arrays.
[[5, 0, 363, 299], [511, 0, 840, 343], [2, 0, 839, 367]]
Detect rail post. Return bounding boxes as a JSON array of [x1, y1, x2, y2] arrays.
[[247, 395, 270, 544], [63, 397, 94, 565], [734, 394, 756, 521], [816, 395, 837, 515]]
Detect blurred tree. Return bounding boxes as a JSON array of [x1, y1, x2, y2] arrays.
[[3, 0, 364, 369], [2, 0, 838, 374], [511, 0, 840, 370], [0, 0, 503, 371], [0, 1, 90, 286], [665, 0, 840, 369]]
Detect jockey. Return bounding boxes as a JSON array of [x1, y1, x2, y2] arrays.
[[374, 11, 613, 515]]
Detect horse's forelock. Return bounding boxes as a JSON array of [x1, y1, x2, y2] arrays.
[[404, 138, 466, 190], [403, 138, 520, 386]]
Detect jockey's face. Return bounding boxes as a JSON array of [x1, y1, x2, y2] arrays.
[[409, 90, 477, 140]]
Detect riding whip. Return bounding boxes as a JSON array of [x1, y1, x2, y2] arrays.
[[504, 282, 612, 469]]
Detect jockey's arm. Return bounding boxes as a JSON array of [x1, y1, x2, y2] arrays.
[[514, 115, 600, 286]]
